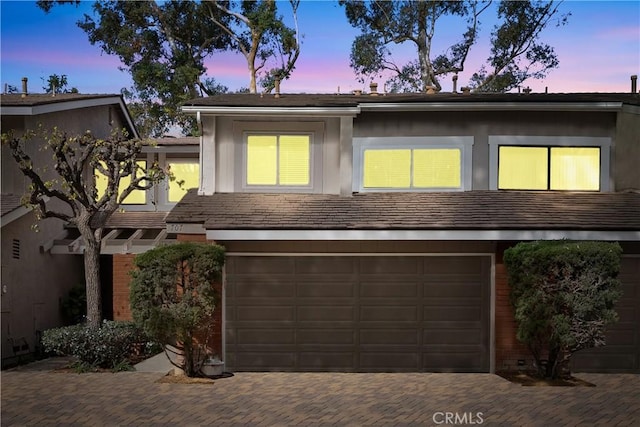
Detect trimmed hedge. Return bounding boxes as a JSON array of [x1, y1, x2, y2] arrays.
[[42, 320, 155, 370]]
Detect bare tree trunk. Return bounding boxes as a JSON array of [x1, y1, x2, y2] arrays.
[[83, 235, 103, 328]]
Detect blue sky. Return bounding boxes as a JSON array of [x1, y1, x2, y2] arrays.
[[1, 0, 639, 95]]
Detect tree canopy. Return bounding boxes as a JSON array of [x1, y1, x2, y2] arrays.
[[37, 0, 301, 137], [340, 0, 569, 93], [2, 127, 166, 327]]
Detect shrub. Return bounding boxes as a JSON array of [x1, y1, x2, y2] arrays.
[[504, 240, 622, 378], [41, 320, 154, 370], [130, 242, 225, 377]]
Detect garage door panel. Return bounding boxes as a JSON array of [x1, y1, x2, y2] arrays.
[[236, 306, 295, 321], [423, 321, 484, 330], [423, 329, 483, 345], [360, 282, 419, 297], [360, 352, 419, 370], [297, 281, 355, 297], [237, 329, 295, 344], [233, 281, 295, 297], [297, 306, 355, 321], [423, 353, 484, 372], [423, 306, 482, 321], [360, 257, 421, 274], [295, 257, 356, 274], [360, 306, 418, 321], [424, 282, 483, 298], [423, 257, 484, 274], [230, 256, 295, 274], [299, 352, 354, 369], [360, 329, 419, 345], [236, 352, 295, 370], [297, 329, 355, 344]]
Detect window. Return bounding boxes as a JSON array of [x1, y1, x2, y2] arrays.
[[353, 136, 473, 192], [167, 160, 199, 202], [95, 160, 147, 204], [490, 136, 609, 191], [245, 134, 311, 187]]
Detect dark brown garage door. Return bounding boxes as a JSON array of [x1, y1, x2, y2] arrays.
[[572, 256, 640, 373], [225, 255, 491, 372]]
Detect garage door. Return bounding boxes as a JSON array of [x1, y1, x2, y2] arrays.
[[572, 256, 640, 373], [225, 255, 491, 372]]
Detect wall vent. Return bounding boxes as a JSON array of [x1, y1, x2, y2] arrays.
[[12, 239, 20, 260]]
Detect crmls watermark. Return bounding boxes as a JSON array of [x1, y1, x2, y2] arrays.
[[432, 412, 484, 425]]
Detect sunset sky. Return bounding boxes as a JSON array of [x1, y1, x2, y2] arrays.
[[1, 0, 639, 95]]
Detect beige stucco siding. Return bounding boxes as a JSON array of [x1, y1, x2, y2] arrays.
[[614, 108, 640, 191]]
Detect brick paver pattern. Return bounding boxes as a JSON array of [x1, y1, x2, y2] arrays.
[[1, 360, 639, 426]]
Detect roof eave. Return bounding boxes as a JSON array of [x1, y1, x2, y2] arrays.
[[359, 101, 626, 112], [180, 105, 361, 117]]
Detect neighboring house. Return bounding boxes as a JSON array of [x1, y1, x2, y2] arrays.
[[0, 88, 139, 367]]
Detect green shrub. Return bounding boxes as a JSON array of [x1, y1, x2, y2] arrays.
[[130, 242, 225, 377], [504, 240, 622, 378], [41, 320, 154, 370]]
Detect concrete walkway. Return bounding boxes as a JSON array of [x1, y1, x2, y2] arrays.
[[1, 358, 638, 426]]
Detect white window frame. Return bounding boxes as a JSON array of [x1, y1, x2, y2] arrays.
[[352, 136, 474, 192], [235, 121, 325, 193], [489, 136, 611, 191]]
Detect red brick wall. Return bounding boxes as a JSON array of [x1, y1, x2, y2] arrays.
[[495, 244, 530, 371], [113, 254, 136, 321]]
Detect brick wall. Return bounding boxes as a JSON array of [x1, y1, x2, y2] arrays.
[[494, 244, 530, 371]]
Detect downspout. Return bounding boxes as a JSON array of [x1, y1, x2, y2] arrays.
[[197, 111, 204, 195]]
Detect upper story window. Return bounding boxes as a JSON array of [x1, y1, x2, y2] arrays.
[[95, 160, 148, 205], [489, 136, 611, 192], [353, 136, 474, 192], [246, 134, 311, 186], [236, 121, 325, 193], [167, 160, 199, 202]]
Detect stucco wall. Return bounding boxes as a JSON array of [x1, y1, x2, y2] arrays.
[[614, 108, 640, 191], [1, 212, 84, 364]]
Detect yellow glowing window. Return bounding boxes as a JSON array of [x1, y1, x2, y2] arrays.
[[363, 148, 461, 189], [499, 146, 600, 191], [246, 134, 310, 186], [363, 149, 411, 188], [413, 149, 461, 188], [498, 146, 548, 190], [168, 161, 199, 202], [550, 147, 600, 191], [95, 160, 147, 204]]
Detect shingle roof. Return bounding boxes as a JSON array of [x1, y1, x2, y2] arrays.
[[166, 190, 640, 231], [103, 212, 169, 229], [182, 92, 640, 108]]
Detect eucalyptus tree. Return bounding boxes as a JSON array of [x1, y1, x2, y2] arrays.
[[204, 0, 301, 93], [2, 128, 166, 328], [37, 0, 301, 136], [340, 0, 569, 93]]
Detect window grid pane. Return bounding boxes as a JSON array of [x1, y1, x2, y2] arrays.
[[498, 146, 548, 190], [363, 149, 411, 188], [279, 135, 310, 185], [247, 135, 277, 185], [550, 147, 600, 191], [413, 149, 461, 188], [168, 162, 199, 202]]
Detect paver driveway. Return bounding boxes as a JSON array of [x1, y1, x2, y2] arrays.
[[1, 359, 639, 426]]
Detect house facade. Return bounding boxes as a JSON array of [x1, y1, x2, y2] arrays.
[[0, 90, 139, 367], [111, 90, 640, 373]]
